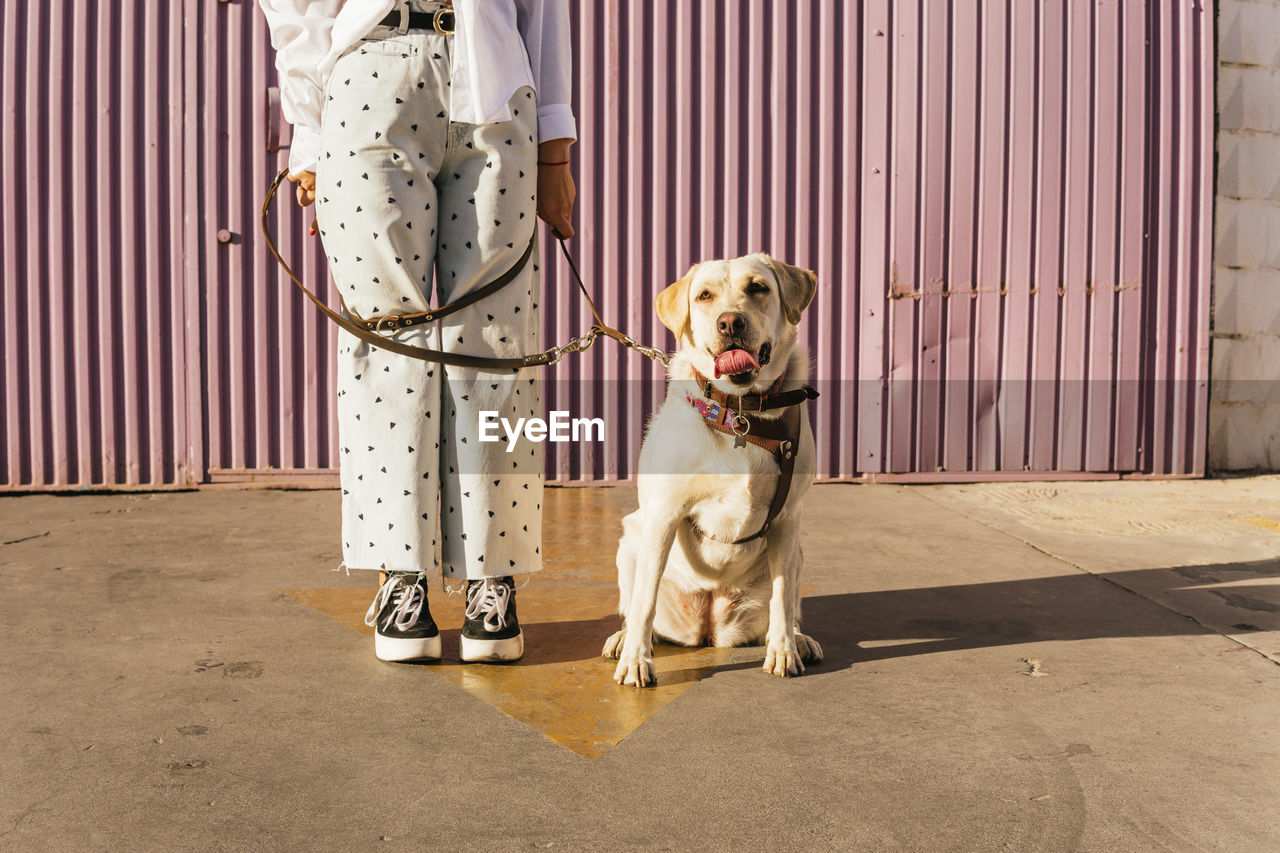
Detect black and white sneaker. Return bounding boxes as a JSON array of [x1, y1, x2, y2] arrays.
[[363, 572, 441, 662], [460, 576, 524, 662]]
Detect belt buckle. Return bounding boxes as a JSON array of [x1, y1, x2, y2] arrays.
[[432, 8, 454, 35]]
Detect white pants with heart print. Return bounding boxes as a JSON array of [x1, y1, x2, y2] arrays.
[[313, 15, 543, 582]]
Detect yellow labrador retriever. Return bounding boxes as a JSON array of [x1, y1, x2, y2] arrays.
[[603, 254, 823, 686]]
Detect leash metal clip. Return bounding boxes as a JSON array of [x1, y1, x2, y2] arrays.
[[622, 335, 672, 366], [543, 327, 599, 366]]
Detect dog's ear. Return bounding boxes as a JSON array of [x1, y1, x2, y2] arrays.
[[765, 257, 817, 326], [655, 265, 697, 342]]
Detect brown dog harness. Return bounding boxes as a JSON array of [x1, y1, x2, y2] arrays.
[[685, 370, 819, 544]]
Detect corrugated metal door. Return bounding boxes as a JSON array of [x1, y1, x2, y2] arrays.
[[1, 2, 199, 489], [198, 0, 341, 485], [1, 0, 1214, 490], [544, 0, 1213, 480], [849, 0, 1213, 480]]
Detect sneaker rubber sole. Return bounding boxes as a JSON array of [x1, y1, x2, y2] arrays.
[[374, 632, 442, 662], [459, 632, 524, 662]]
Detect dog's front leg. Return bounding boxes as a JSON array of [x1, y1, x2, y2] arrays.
[[613, 510, 680, 687], [762, 516, 805, 677]]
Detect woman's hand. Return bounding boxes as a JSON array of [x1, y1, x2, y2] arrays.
[[289, 170, 317, 208], [536, 139, 575, 239]]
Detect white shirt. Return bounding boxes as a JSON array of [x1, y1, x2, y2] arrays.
[[257, 0, 577, 174]]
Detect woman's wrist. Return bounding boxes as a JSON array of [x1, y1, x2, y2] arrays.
[[538, 138, 572, 166]]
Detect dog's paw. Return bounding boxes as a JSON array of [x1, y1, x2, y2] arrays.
[[763, 638, 805, 677], [602, 629, 626, 659], [794, 631, 823, 662], [613, 653, 657, 688]]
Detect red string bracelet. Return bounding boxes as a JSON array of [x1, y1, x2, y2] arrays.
[[537, 159, 569, 166]]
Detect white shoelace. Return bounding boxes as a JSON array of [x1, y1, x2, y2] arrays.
[[363, 573, 426, 631], [464, 578, 510, 633]]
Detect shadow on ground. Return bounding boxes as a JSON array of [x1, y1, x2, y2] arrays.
[[802, 559, 1280, 672], [287, 559, 1277, 758]]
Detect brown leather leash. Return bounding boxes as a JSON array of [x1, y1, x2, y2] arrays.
[[261, 168, 671, 371]]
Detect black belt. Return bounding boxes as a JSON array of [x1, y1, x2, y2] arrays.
[[379, 8, 455, 35]]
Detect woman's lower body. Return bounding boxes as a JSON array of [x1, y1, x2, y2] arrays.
[[313, 4, 542, 661]]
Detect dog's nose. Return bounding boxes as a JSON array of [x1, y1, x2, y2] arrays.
[[717, 312, 745, 336]]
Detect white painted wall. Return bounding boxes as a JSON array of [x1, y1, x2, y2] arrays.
[[1210, 0, 1280, 471]]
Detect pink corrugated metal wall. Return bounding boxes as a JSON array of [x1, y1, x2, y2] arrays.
[[199, 0, 342, 485], [1, 2, 196, 489], [0, 0, 1213, 489]]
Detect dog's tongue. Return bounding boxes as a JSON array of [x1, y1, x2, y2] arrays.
[[713, 348, 760, 378]]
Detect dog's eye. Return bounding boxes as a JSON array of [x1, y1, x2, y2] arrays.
[[746, 280, 770, 295], [695, 290, 713, 302]]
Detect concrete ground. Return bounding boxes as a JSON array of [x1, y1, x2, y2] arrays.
[[2, 478, 1278, 852]]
